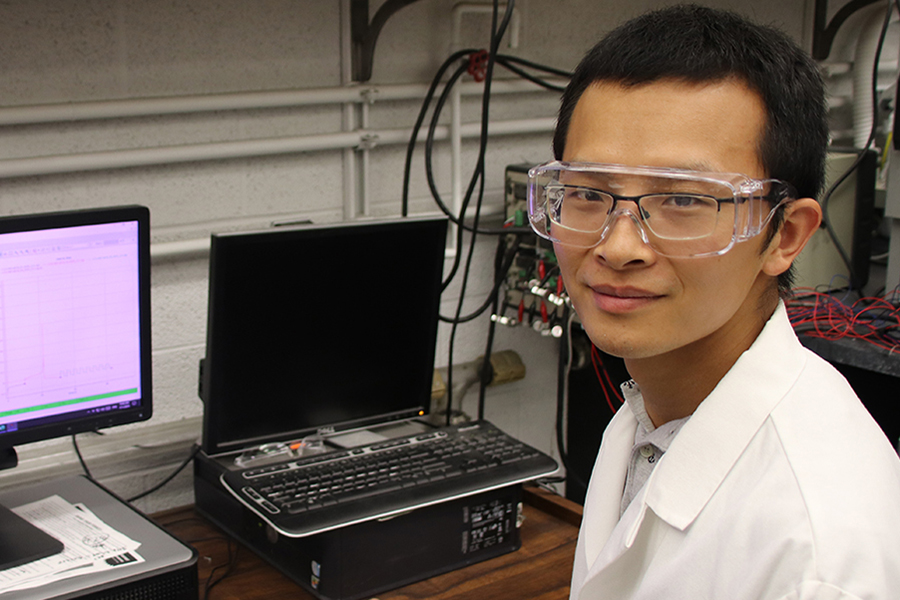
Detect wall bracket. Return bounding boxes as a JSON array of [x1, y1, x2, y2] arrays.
[[351, 0, 424, 82], [812, 0, 881, 60]]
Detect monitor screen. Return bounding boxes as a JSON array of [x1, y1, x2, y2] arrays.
[[0, 206, 152, 451], [200, 216, 447, 455]]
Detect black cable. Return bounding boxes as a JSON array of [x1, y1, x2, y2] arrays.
[[495, 56, 568, 92], [422, 59, 519, 238], [439, 228, 526, 324], [402, 47, 570, 219], [72, 433, 200, 504], [477, 305, 499, 423], [428, 60, 481, 293], [420, 58, 529, 295], [476, 234, 519, 420], [557, 310, 587, 493], [424, 61, 477, 228], [409, 48, 569, 238], [402, 47, 479, 218], [446, 166, 489, 427], [409, 0, 572, 419], [127, 443, 202, 503], [820, 0, 894, 290], [401, 15, 572, 327], [422, 59, 548, 238], [72, 433, 96, 481], [202, 537, 239, 600], [420, 54, 560, 265], [496, 54, 572, 79], [444, 0, 515, 426]]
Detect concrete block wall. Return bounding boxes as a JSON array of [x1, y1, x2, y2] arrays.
[[0, 0, 817, 510]]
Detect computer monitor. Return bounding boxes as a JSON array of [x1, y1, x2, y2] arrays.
[[200, 216, 447, 456], [0, 205, 152, 569]]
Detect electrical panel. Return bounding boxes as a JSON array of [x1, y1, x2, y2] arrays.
[[493, 164, 568, 337]]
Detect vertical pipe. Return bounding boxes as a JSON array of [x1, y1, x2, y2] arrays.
[[853, 3, 891, 149], [340, 0, 361, 220], [361, 98, 372, 217]]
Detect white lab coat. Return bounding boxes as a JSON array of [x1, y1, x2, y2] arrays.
[[570, 303, 900, 600]]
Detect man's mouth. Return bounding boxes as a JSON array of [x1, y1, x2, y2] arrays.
[[589, 285, 662, 313]]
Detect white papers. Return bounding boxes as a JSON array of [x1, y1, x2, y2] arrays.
[[0, 495, 144, 594]]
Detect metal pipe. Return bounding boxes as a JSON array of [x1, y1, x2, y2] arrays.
[[340, 0, 360, 221], [0, 118, 554, 179], [0, 79, 559, 127], [361, 97, 373, 217], [0, 131, 361, 178]]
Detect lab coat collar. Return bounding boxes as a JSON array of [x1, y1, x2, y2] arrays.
[[642, 301, 806, 530]]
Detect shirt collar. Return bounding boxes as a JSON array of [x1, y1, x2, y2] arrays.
[[623, 381, 655, 432], [623, 380, 689, 453]]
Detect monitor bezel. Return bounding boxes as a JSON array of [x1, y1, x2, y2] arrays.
[[200, 216, 447, 456], [0, 205, 153, 451]]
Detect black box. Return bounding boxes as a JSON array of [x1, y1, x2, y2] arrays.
[[194, 452, 523, 600]]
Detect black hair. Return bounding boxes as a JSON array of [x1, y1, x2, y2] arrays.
[[553, 4, 829, 296]]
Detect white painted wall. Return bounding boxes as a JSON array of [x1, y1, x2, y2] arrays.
[[0, 0, 824, 510]]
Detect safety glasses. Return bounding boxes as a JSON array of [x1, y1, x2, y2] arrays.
[[527, 161, 796, 258]]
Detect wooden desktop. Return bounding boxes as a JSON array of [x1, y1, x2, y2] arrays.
[[152, 485, 582, 600]]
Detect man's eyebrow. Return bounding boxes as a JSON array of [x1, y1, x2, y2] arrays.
[[565, 158, 723, 173], [673, 161, 720, 173]]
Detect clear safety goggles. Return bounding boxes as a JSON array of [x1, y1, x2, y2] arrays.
[[526, 161, 796, 258]]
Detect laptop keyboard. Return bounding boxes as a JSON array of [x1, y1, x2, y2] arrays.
[[220, 420, 558, 537]]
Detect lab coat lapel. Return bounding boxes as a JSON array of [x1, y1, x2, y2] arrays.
[[578, 484, 656, 599], [575, 407, 639, 582]]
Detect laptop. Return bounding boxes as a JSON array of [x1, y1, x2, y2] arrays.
[[197, 216, 558, 537]]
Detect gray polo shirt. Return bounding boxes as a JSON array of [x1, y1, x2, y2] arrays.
[[619, 380, 690, 516]]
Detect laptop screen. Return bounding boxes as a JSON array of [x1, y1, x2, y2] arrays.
[[200, 216, 447, 455]]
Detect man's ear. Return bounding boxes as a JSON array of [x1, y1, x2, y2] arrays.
[[762, 198, 823, 277]]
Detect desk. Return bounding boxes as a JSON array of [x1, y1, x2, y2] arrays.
[[151, 486, 582, 600]]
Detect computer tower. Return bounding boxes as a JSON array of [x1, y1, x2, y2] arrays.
[[0, 476, 197, 600], [193, 451, 523, 600]]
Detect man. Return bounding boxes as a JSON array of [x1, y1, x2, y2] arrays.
[[527, 5, 900, 599]]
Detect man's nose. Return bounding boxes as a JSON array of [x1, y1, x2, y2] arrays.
[[593, 207, 655, 267]]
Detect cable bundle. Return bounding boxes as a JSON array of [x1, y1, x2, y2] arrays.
[[787, 287, 900, 353]]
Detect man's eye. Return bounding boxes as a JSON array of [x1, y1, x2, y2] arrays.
[[662, 194, 703, 208], [567, 187, 605, 202]]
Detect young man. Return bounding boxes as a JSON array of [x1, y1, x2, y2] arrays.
[[527, 5, 900, 599]]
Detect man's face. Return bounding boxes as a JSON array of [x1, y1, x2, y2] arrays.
[[556, 79, 778, 361]]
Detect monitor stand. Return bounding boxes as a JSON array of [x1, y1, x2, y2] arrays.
[[0, 448, 65, 571]]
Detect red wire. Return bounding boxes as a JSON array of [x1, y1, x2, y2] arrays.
[[590, 345, 624, 413], [786, 288, 900, 353]]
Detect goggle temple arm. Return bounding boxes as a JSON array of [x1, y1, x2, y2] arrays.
[[526, 170, 553, 240], [737, 180, 796, 242]]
